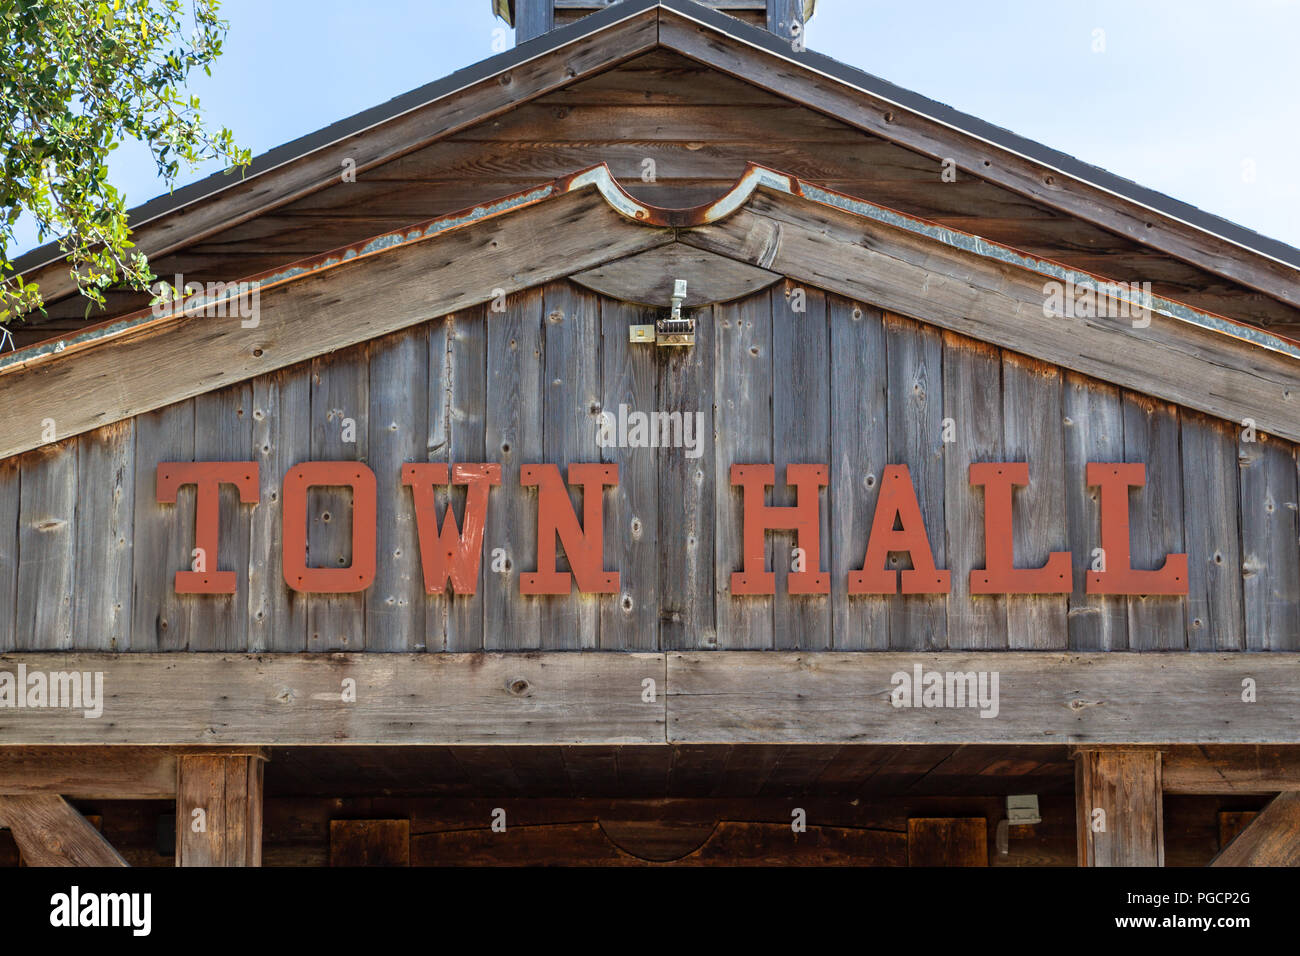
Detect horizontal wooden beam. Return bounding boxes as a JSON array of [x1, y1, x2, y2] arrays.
[[1, 652, 1299, 746], [0, 746, 177, 798], [0, 794, 127, 866], [1210, 792, 1300, 866], [1162, 745, 1300, 793], [679, 195, 1300, 443], [0, 190, 672, 461], [666, 651, 1300, 745], [0, 653, 666, 745]]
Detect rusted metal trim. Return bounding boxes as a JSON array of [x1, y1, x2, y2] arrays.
[[3, 161, 1297, 381]]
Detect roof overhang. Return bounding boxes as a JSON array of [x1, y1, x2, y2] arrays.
[[10, 0, 1300, 317], [1, 162, 1298, 463]]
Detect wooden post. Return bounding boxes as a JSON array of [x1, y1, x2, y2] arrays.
[[176, 752, 266, 866], [1073, 747, 1163, 866], [766, 0, 804, 41], [515, 0, 555, 43]]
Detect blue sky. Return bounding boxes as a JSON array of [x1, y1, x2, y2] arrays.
[[13, 0, 1300, 254]]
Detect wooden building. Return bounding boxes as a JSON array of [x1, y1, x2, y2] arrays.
[[1, 0, 1298, 867]]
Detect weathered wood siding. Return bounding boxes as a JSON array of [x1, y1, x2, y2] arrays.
[[2, 279, 1296, 652]]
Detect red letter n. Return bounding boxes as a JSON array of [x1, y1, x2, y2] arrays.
[[849, 464, 950, 594], [730, 464, 829, 595], [1086, 462, 1188, 595], [157, 462, 259, 594], [521, 463, 619, 594], [402, 463, 501, 595]]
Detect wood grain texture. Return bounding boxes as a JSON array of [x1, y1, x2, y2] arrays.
[[884, 312, 946, 650], [657, 305, 716, 650], [0, 459, 17, 652], [713, 291, 773, 648], [329, 819, 409, 866], [0, 653, 666, 745], [907, 817, 987, 866], [484, 290, 545, 650], [600, 298, 658, 650], [665, 651, 1300, 744], [72, 421, 135, 651], [1163, 745, 1300, 793], [1181, 413, 1245, 650], [942, 335, 1004, 650], [1074, 748, 1163, 866], [176, 753, 264, 866], [830, 300, 889, 649], [1210, 792, 1300, 866], [1062, 375, 1127, 650], [773, 282, 831, 649], [17, 440, 76, 650], [1240, 435, 1300, 651], [0, 747, 178, 798], [0, 793, 127, 866], [448, 308, 489, 652]]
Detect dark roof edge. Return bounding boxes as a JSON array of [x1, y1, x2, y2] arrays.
[[13, 0, 1300, 278]]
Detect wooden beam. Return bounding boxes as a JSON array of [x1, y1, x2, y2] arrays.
[[765, 0, 804, 40], [0, 747, 177, 798], [18, 8, 659, 307], [660, 7, 1300, 312], [665, 652, 1300, 745], [678, 197, 1300, 443], [176, 752, 265, 866], [0, 653, 667, 745], [0, 794, 127, 866], [1074, 748, 1163, 866], [1163, 745, 1300, 794], [514, 0, 555, 42], [0, 190, 673, 461], [1210, 792, 1300, 866], [1, 652, 1297, 746]]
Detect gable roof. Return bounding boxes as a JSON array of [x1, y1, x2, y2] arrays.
[[11, 0, 1300, 320], [2, 160, 1298, 466]]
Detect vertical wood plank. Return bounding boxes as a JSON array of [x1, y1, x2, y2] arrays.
[[884, 312, 946, 650], [367, 330, 429, 652], [17, 440, 76, 650], [308, 349, 369, 651], [600, 299, 659, 650], [1002, 356, 1068, 649], [1074, 748, 1163, 867], [249, 366, 311, 652], [176, 753, 264, 867], [766, 0, 805, 39], [1122, 394, 1187, 649], [1062, 374, 1127, 650], [514, 0, 554, 43], [484, 290, 545, 650], [542, 281, 602, 650], [830, 299, 889, 650], [0, 458, 17, 651], [772, 282, 831, 649], [447, 308, 489, 653], [73, 421, 135, 650], [658, 304, 716, 650], [714, 290, 773, 649], [131, 401, 194, 651], [942, 334, 1004, 649], [189, 385, 254, 650], [1240, 434, 1300, 650], [1180, 413, 1245, 650], [425, 316, 451, 652]]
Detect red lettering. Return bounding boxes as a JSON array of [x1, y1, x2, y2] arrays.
[[730, 463, 829, 595], [402, 463, 501, 595], [520, 463, 619, 594], [970, 462, 1071, 593], [1086, 462, 1188, 595], [157, 462, 259, 594], [849, 465, 950, 594], [282, 462, 377, 594]]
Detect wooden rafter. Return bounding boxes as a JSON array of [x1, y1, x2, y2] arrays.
[[1210, 792, 1300, 866], [0, 794, 127, 866]]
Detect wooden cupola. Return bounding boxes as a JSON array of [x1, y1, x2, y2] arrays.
[[493, 0, 816, 43]]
